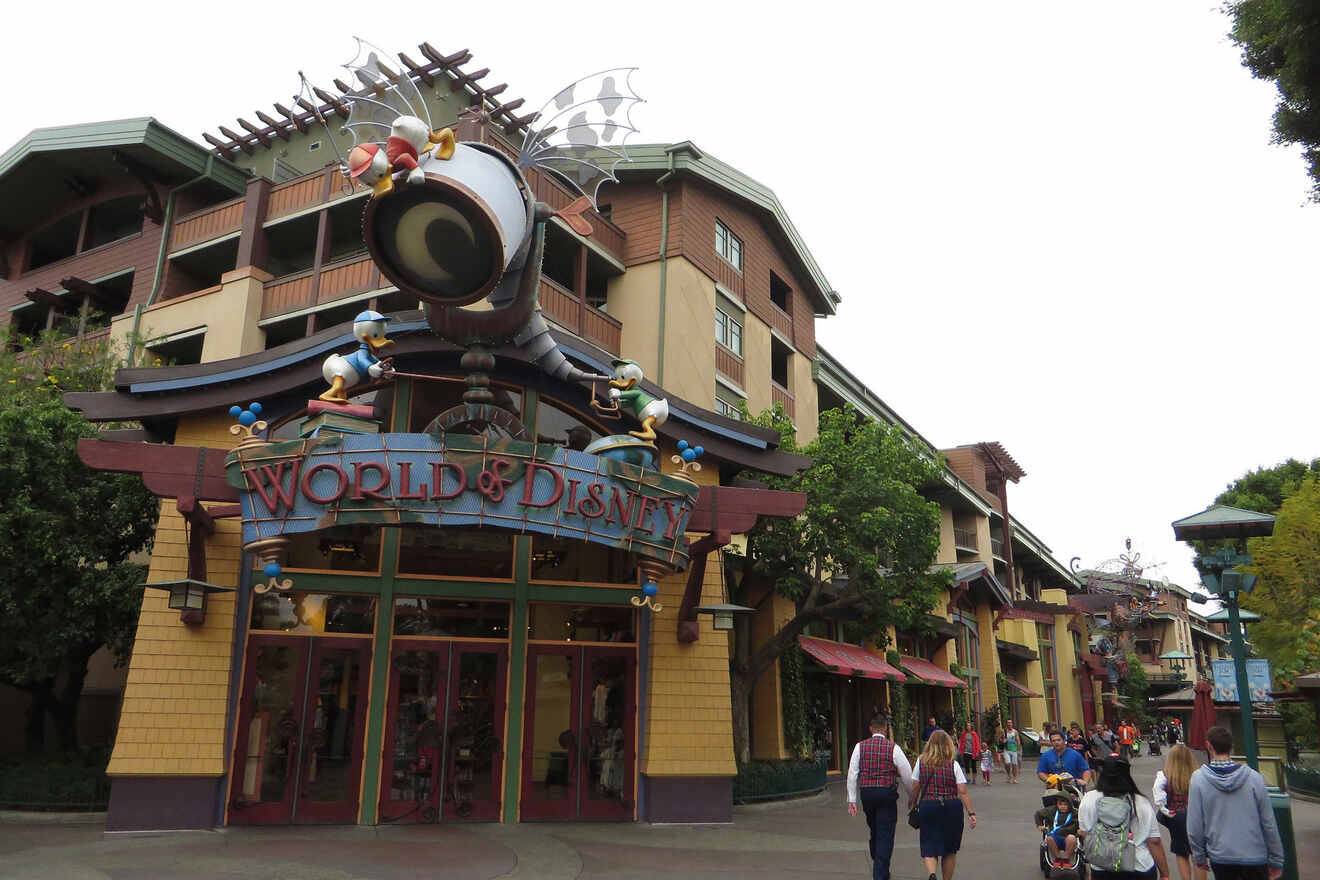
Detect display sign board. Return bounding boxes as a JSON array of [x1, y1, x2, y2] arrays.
[[1211, 658, 1273, 703], [225, 433, 699, 570]]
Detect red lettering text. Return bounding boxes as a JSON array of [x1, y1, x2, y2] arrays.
[[242, 460, 302, 514], [351, 461, 391, 501], [520, 461, 565, 508], [633, 495, 660, 532], [395, 461, 427, 500], [476, 458, 515, 503], [564, 478, 582, 515], [429, 461, 466, 500], [301, 462, 348, 504], [577, 482, 606, 519], [661, 499, 691, 541], [605, 486, 638, 526]]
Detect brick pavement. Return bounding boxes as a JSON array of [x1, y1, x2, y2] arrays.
[[0, 754, 1312, 879]]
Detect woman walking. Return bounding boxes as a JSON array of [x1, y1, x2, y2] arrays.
[[1153, 744, 1204, 880], [911, 729, 977, 880], [1078, 757, 1171, 880], [1002, 718, 1022, 783], [957, 722, 981, 784]]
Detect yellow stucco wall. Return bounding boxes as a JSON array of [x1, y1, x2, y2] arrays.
[[609, 261, 662, 383], [750, 593, 797, 760], [936, 507, 957, 564], [742, 310, 773, 417], [107, 411, 241, 777], [111, 268, 270, 365], [791, 350, 818, 444]]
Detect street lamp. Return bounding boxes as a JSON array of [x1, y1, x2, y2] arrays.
[[694, 602, 754, 631], [142, 578, 233, 625], [1159, 650, 1194, 680], [1171, 504, 1274, 769]]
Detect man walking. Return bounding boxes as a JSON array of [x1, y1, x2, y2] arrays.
[[1117, 719, 1137, 761], [1187, 726, 1284, 880], [847, 713, 914, 880], [1037, 729, 1093, 788]]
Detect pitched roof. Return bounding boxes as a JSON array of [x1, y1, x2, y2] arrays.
[[1171, 505, 1276, 540]]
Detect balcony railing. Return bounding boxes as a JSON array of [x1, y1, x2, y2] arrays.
[[768, 302, 793, 340], [538, 277, 621, 355], [261, 255, 378, 319], [715, 343, 744, 387], [953, 528, 978, 552], [170, 198, 244, 251], [714, 258, 743, 299], [991, 536, 1005, 559], [771, 381, 795, 419]]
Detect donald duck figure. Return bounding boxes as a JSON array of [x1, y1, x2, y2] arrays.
[[607, 358, 668, 442], [319, 311, 395, 403]]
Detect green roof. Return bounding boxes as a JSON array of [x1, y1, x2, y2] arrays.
[[0, 118, 247, 237], [1171, 505, 1276, 540], [620, 142, 839, 315]]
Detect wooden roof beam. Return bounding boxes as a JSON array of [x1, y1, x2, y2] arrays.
[[202, 132, 238, 158], [398, 51, 433, 86], [25, 287, 75, 311], [237, 118, 272, 148], [61, 276, 123, 312], [312, 87, 350, 119], [217, 126, 254, 155], [255, 111, 289, 141], [274, 103, 308, 133], [483, 83, 508, 100], [450, 67, 490, 92]]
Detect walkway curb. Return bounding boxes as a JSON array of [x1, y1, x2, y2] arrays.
[[0, 810, 106, 825], [734, 789, 831, 812]]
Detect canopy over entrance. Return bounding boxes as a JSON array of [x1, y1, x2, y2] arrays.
[[896, 655, 964, 688], [1003, 676, 1041, 699], [799, 636, 906, 682]]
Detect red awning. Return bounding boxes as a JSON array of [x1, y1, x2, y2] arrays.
[[799, 636, 906, 682], [896, 655, 965, 688], [1004, 676, 1041, 698]]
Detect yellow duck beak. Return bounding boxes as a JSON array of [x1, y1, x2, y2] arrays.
[[364, 335, 394, 353], [609, 377, 636, 390]]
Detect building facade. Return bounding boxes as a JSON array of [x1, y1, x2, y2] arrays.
[[6, 43, 1092, 830]]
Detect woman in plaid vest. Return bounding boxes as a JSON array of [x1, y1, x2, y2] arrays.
[[1153, 744, 1202, 880], [847, 713, 914, 880], [911, 729, 977, 880]]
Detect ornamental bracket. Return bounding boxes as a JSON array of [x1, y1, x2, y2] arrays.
[[676, 530, 732, 644]]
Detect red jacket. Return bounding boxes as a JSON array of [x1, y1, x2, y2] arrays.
[[1118, 724, 1137, 745], [959, 730, 981, 755]]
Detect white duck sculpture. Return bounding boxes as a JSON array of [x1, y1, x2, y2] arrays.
[[319, 310, 395, 403]]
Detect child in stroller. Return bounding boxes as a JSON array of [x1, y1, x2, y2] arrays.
[[1036, 778, 1087, 879]]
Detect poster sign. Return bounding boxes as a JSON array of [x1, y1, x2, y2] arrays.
[[225, 432, 699, 571], [1211, 658, 1273, 703]]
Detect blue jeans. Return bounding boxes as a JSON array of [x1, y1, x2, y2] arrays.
[[860, 786, 898, 880]]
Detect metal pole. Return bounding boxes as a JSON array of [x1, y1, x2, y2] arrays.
[[1226, 594, 1258, 769]]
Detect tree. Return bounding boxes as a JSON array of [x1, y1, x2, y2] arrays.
[[1225, 0, 1320, 199], [1243, 477, 1320, 682], [727, 404, 950, 762], [0, 330, 158, 751]]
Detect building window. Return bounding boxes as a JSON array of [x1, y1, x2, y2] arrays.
[[771, 337, 791, 389], [769, 271, 792, 314], [715, 307, 742, 356], [715, 219, 742, 271], [714, 393, 742, 420], [1037, 622, 1058, 724]]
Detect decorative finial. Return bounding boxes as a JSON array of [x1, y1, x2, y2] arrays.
[[670, 440, 705, 483], [630, 580, 663, 613], [247, 536, 293, 594], [254, 560, 294, 595], [229, 402, 267, 447]]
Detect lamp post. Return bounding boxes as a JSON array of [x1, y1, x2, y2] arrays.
[[1159, 650, 1194, 681], [1171, 504, 1274, 769]]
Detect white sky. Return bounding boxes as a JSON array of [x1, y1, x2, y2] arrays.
[[6, 2, 1316, 589]]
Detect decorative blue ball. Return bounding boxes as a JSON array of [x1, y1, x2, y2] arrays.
[[677, 440, 689, 452], [239, 410, 257, 426], [642, 582, 659, 597], [263, 561, 282, 578], [693, 446, 704, 457], [249, 402, 263, 415], [681, 449, 696, 462], [229, 405, 242, 417]]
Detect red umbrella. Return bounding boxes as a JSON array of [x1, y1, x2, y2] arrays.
[[1188, 679, 1215, 754]]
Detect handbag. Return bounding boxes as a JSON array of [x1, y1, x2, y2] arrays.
[[907, 767, 930, 829]]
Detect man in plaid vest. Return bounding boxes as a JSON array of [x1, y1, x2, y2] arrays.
[[847, 713, 915, 880]]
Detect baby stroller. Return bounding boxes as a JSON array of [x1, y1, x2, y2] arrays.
[[1146, 731, 1162, 757], [1038, 775, 1088, 880]]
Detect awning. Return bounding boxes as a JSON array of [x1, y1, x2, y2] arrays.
[[1003, 676, 1041, 699], [798, 636, 906, 682], [997, 639, 1039, 662], [896, 655, 964, 688]]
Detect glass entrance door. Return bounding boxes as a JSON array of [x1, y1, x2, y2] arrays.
[[520, 644, 635, 820], [378, 642, 508, 822], [229, 635, 371, 824]]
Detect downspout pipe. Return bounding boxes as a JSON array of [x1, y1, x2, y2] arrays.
[[655, 149, 677, 387]]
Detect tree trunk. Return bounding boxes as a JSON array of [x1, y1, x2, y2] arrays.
[[51, 659, 90, 752], [23, 679, 55, 753], [731, 671, 752, 765]]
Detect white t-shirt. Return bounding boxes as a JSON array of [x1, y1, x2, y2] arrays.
[[911, 759, 968, 785], [1078, 790, 1160, 872]]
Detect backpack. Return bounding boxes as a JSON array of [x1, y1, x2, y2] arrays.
[[1083, 794, 1140, 873]]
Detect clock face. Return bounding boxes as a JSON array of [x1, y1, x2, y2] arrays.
[[362, 177, 504, 307]]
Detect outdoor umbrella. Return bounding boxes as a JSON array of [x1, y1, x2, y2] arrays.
[[1188, 679, 1215, 755]]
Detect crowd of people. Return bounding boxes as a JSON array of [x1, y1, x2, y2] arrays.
[[846, 714, 1284, 880]]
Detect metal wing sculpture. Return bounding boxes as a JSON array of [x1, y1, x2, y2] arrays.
[[518, 69, 643, 208], [339, 38, 435, 145]]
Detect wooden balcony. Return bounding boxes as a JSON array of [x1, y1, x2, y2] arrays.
[[953, 527, 978, 552], [715, 343, 744, 387], [771, 381, 795, 419], [262, 255, 378, 319], [768, 302, 793, 340], [538, 277, 621, 355], [170, 198, 244, 251]]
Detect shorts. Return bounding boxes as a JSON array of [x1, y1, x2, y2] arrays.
[[1003, 750, 1020, 766]]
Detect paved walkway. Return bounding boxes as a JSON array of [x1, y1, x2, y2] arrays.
[[1, 755, 1313, 879]]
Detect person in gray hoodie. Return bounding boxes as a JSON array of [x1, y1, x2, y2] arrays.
[[1186, 726, 1283, 880]]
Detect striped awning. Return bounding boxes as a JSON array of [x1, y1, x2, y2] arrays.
[[1004, 676, 1041, 699], [896, 655, 965, 688], [798, 636, 907, 682]]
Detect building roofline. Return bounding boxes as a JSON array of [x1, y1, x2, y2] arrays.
[[0, 117, 248, 194], [620, 142, 839, 315]]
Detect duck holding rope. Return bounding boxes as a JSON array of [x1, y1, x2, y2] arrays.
[[605, 358, 668, 442]]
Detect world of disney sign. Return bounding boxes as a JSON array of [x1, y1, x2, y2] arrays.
[[224, 432, 700, 570]]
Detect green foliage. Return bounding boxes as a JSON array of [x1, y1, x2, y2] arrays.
[[1118, 652, 1153, 725], [981, 705, 1002, 741], [996, 672, 1012, 727], [0, 329, 158, 750], [1226, 0, 1320, 199], [732, 757, 827, 803], [1279, 701, 1319, 754], [888, 650, 912, 752], [0, 749, 111, 810], [779, 642, 813, 759], [1242, 477, 1320, 682]]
